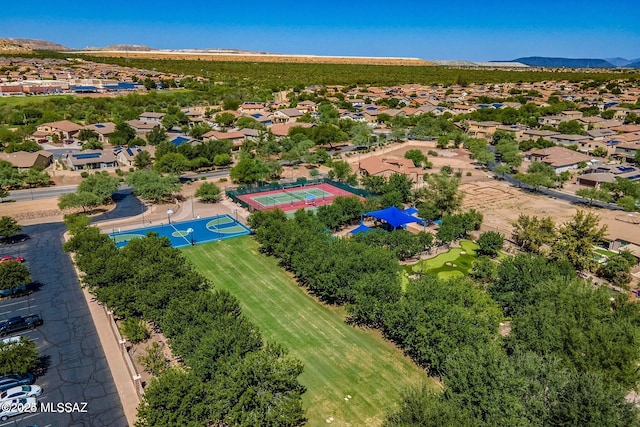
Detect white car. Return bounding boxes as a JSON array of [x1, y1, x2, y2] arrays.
[[0, 396, 37, 421], [0, 385, 42, 401]]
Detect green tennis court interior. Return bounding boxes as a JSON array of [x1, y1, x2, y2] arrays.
[[182, 237, 431, 427]]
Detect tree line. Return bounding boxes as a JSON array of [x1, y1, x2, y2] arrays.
[[62, 215, 306, 427]]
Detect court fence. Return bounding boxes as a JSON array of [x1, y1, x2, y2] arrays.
[[226, 177, 373, 211]]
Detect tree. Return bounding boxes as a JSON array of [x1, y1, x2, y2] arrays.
[[146, 126, 168, 146], [125, 170, 181, 202], [0, 338, 39, 375], [404, 149, 426, 167], [477, 231, 504, 257], [598, 254, 634, 287], [110, 122, 136, 146], [470, 256, 497, 283], [195, 182, 222, 203], [558, 120, 587, 135], [328, 160, 357, 183], [213, 153, 232, 166], [592, 146, 608, 158], [215, 112, 236, 128], [552, 210, 607, 272], [78, 172, 120, 204], [154, 153, 191, 174], [134, 151, 153, 170], [0, 188, 8, 202], [576, 187, 613, 205], [493, 164, 512, 179], [230, 157, 269, 184], [81, 138, 103, 151], [0, 260, 30, 292], [419, 169, 463, 215], [77, 129, 99, 141], [0, 216, 21, 240], [138, 342, 168, 376], [384, 386, 475, 427], [58, 191, 102, 213], [511, 214, 556, 253], [121, 318, 150, 344]]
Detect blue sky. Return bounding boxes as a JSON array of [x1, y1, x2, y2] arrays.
[[1, 1, 639, 61]]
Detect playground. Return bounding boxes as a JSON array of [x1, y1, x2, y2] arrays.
[[235, 182, 362, 212], [108, 214, 251, 248]]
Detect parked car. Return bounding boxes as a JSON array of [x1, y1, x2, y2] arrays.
[[0, 374, 34, 392], [0, 284, 28, 298], [0, 256, 25, 263], [0, 385, 42, 402], [0, 396, 37, 421], [37, 139, 47, 143], [0, 315, 43, 336]]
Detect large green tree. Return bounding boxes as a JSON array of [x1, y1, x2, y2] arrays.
[[551, 210, 607, 272], [125, 170, 181, 202], [0, 216, 21, 240]]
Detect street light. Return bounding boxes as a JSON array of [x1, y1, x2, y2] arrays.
[[167, 209, 174, 224]]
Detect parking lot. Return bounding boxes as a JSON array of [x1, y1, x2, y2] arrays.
[[0, 222, 126, 426]]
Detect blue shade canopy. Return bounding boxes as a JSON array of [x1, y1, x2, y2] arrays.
[[364, 206, 425, 228], [350, 224, 372, 234]]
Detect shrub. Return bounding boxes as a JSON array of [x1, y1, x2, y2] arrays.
[[466, 171, 472, 176], [138, 342, 168, 376], [80, 171, 89, 178], [309, 169, 320, 177], [428, 150, 438, 157], [121, 318, 150, 344]]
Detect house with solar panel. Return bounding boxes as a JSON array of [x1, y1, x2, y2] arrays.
[[62, 150, 118, 170], [114, 145, 155, 167], [81, 122, 116, 144]]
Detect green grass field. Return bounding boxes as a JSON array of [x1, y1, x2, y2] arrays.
[[406, 240, 480, 278], [183, 237, 431, 427]]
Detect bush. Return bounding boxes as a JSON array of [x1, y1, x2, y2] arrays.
[[80, 171, 89, 178], [309, 169, 320, 177], [115, 169, 123, 176], [219, 177, 227, 182], [466, 171, 472, 176], [121, 317, 150, 344], [138, 342, 168, 376], [428, 150, 438, 157]]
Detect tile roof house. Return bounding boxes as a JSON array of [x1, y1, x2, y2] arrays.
[[63, 150, 118, 170], [139, 112, 165, 123], [127, 120, 158, 136], [0, 150, 53, 170], [468, 121, 501, 139], [356, 156, 424, 184], [36, 120, 82, 141], [114, 145, 156, 166], [524, 146, 597, 173], [269, 123, 314, 138], [202, 131, 246, 149], [272, 108, 304, 124], [82, 122, 116, 144]]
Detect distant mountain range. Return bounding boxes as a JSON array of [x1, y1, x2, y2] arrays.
[[497, 56, 640, 69]]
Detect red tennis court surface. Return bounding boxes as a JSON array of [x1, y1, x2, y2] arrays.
[[237, 182, 363, 212]]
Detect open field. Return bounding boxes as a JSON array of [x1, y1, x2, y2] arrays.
[[80, 50, 434, 66], [182, 237, 431, 427]]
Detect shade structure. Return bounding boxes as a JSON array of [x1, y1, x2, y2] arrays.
[[350, 224, 372, 234], [364, 206, 425, 228]]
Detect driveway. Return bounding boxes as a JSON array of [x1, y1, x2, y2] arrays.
[[0, 222, 127, 426]]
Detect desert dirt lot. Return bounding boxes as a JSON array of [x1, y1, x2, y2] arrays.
[[344, 141, 601, 236]]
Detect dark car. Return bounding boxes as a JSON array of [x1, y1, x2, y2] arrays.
[[0, 315, 43, 336], [0, 374, 34, 392]]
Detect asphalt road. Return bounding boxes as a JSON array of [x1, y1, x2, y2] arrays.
[[0, 223, 127, 426], [8, 168, 232, 202]]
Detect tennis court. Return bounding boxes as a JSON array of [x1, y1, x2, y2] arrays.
[[108, 214, 251, 248], [237, 182, 361, 212]]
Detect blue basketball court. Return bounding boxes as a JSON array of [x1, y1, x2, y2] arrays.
[[108, 214, 252, 248]]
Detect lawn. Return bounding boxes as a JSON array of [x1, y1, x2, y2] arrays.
[[406, 240, 480, 278], [183, 237, 431, 427], [0, 94, 75, 106]]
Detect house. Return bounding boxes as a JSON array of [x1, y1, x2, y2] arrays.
[[35, 120, 82, 141], [356, 156, 424, 184], [139, 112, 165, 124], [577, 165, 640, 187], [114, 145, 156, 167], [63, 150, 118, 170], [272, 108, 303, 124], [82, 122, 116, 144], [269, 123, 314, 138], [548, 133, 592, 147], [202, 131, 246, 149], [0, 151, 53, 170], [296, 100, 317, 113], [127, 120, 158, 137], [600, 213, 640, 257], [496, 124, 527, 141], [613, 142, 640, 161], [524, 146, 597, 173], [238, 102, 266, 115], [538, 115, 572, 126], [519, 129, 560, 142], [467, 121, 501, 140]]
